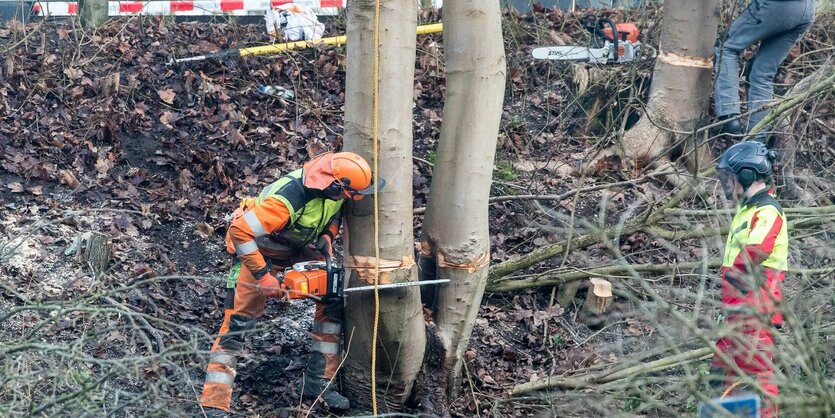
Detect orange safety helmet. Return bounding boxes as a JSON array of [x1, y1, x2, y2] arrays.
[[303, 152, 385, 200]]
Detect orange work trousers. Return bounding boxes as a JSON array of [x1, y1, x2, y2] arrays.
[[199, 249, 343, 412]]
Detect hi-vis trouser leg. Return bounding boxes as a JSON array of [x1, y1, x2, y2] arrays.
[[711, 314, 778, 418], [200, 261, 271, 412], [304, 297, 344, 393]]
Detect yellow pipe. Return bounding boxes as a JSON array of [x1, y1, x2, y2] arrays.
[[239, 22, 443, 58]]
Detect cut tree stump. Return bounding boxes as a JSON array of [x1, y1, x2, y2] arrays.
[[584, 278, 613, 314], [580, 278, 613, 329], [77, 231, 110, 275], [101, 73, 120, 97]]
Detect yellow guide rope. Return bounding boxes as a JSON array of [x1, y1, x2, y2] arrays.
[[370, 0, 382, 414], [721, 381, 742, 399], [238, 23, 442, 57]]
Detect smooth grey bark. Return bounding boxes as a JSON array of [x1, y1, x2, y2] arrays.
[[418, 0, 506, 408], [341, 0, 425, 410]]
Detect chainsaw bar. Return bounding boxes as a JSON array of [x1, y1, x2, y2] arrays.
[[532, 45, 609, 62], [344, 279, 450, 294]]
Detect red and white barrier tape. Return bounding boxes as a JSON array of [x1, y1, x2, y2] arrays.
[[32, 0, 345, 16]]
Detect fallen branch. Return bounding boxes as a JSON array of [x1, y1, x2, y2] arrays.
[[644, 225, 719, 240], [488, 260, 718, 293], [511, 347, 713, 394], [487, 260, 834, 293], [488, 177, 656, 204], [665, 205, 835, 217], [749, 66, 835, 136], [488, 181, 696, 282], [413, 176, 660, 215], [642, 213, 832, 240]]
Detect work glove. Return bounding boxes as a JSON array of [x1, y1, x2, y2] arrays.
[[255, 273, 286, 299], [315, 234, 333, 256]]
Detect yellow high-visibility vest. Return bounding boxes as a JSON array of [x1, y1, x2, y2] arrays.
[[722, 189, 788, 271], [255, 169, 343, 248]]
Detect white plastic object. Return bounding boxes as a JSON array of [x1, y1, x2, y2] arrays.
[[292, 261, 326, 272], [265, 3, 324, 42]]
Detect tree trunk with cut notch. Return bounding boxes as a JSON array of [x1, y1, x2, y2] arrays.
[[341, 0, 425, 410], [620, 0, 721, 173], [418, 0, 506, 412]]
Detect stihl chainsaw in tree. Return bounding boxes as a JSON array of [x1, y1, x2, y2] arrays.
[[281, 252, 448, 301], [532, 15, 656, 64]]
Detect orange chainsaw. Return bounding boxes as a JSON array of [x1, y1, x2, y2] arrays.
[[532, 15, 655, 64], [282, 253, 449, 301]]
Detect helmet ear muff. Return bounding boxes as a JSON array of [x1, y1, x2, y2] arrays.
[[323, 180, 345, 199], [737, 168, 756, 189]]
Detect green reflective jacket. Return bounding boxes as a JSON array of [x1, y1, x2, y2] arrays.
[[256, 169, 343, 248]]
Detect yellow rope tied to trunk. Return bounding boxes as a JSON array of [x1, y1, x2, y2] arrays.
[[370, 0, 382, 414], [721, 381, 743, 399]]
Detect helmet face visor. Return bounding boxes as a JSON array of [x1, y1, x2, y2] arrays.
[[718, 168, 737, 200], [323, 181, 347, 200], [343, 177, 386, 201]]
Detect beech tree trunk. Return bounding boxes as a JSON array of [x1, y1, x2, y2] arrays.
[[341, 0, 425, 411], [621, 0, 721, 172], [418, 0, 506, 410]]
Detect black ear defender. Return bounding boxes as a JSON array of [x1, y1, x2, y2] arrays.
[[323, 180, 345, 199], [737, 168, 756, 189]]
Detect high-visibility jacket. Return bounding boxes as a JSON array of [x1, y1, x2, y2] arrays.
[[226, 169, 343, 278], [721, 188, 788, 324]]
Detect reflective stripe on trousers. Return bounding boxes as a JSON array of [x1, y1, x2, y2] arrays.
[[201, 250, 340, 412], [199, 345, 238, 412], [307, 299, 344, 381]]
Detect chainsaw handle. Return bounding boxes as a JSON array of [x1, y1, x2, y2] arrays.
[[322, 249, 332, 273], [596, 17, 618, 61], [321, 249, 336, 297]]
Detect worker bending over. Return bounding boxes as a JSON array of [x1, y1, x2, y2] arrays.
[[712, 141, 787, 417], [714, 0, 814, 138], [199, 152, 384, 416]]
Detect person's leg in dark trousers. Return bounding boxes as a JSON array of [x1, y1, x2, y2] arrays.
[[714, 0, 814, 137], [746, 0, 815, 136]]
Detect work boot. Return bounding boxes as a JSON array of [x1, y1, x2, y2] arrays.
[[300, 377, 350, 410], [320, 387, 350, 410], [717, 114, 743, 136]]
